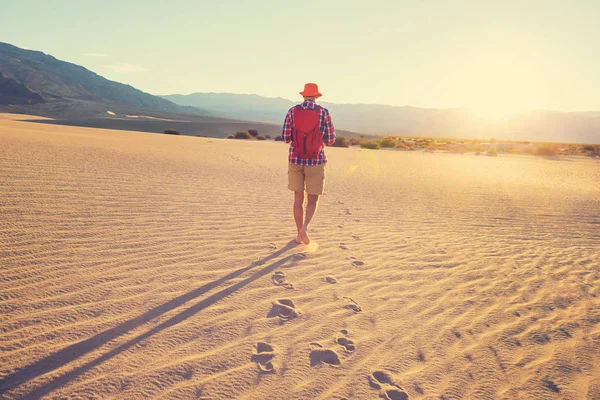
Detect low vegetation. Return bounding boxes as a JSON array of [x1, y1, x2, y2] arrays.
[[163, 129, 180, 135], [227, 129, 273, 140], [350, 137, 362, 146], [234, 131, 252, 139], [332, 136, 350, 148], [223, 129, 600, 159], [360, 141, 380, 150], [379, 138, 396, 148], [534, 145, 559, 156]]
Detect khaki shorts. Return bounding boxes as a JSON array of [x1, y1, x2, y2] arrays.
[[288, 163, 326, 195]]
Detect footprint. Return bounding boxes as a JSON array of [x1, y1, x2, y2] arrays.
[[251, 342, 277, 374], [268, 299, 299, 320], [369, 371, 409, 400], [339, 243, 349, 250], [268, 242, 277, 251], [352, 260, 365, 267], [383, 389, 409, 400], [336, 331, 356, 352], [352, 234, 360, 240], [309, 347, 341, 367], [294, 253, 307, 260], [343, 297, 362, 313], [338, 225, 344, 228], [322, 276, 337, 284], [272, 271, 294, 289]]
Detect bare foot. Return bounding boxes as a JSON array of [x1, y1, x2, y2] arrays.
[[299, 228, 310, 245], [295, 233, 303, 244]]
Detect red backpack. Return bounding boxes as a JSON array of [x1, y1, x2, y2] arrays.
[[292, 105, 323, 159]]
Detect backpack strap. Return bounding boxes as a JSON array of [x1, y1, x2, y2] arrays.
[[296, 103, 321, 112]]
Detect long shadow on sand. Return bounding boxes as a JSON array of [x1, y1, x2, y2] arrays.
[[0, 241, 299, 398]]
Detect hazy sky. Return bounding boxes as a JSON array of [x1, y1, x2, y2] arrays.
[[2, 0, 599, 113]]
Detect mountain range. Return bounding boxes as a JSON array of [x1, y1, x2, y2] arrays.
[[0, 42, 361, 139], [0, 42, 205, 117], [1, 41, 599, 144], [163, 93, 600, 144]]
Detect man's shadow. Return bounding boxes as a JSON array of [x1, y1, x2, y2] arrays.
[[0, 241, 299, 399]]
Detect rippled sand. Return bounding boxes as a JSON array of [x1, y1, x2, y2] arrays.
[[1, 114, 599, 399]]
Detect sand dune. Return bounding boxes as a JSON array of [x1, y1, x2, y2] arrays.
[[1, 114, 599, 399]]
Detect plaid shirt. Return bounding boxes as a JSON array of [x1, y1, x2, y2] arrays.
[[282, 99, 335, 165]]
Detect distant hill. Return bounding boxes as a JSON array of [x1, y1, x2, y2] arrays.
[[163, 93, 291, 124], [0, 72, 43, 105], [0, 42, 206, 116], [163, 93, 600, 144]]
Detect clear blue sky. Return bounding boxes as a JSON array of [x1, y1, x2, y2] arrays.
[[2, 0, 599, 113]]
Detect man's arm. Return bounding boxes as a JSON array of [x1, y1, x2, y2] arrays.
[[322, 109, 336, 146], [282, 108, 293, 143]]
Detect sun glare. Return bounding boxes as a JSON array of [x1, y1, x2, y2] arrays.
[[464, 77, 528, 121], [467, 103, 524, 121], [456, 46, 542, 121]]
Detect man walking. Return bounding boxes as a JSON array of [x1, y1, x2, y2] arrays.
[[282, 83, 336, 244]]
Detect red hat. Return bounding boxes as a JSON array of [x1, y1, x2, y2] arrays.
[[300, 83, 322, 98]]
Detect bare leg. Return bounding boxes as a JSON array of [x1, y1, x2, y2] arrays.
[[293, 191, 304, 243], [300, 194, 319, 244]]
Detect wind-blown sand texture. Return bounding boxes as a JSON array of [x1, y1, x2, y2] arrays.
[[1, 113, 600, 399]]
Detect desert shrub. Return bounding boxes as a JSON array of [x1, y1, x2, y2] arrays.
[[227, 134, 234, 139], [583, 144, 600, 157], [360, 141, 380, 150], [535, 145, 558, 156], [486, 150, 498, 157], [163, 129, 180, 135], [248, 129, 259, 137], [234, 131, 252, 139], [350, 137, 362, 146], [464, 143, 484, 152], [522, 146, 535, 155], [379, 138, 396, 148], [274, 136, 283, 141], [256, 135, 266, 140], [332, 136, 350, 147], [583, 145, 600, 152], [265, 135, 271, 139]]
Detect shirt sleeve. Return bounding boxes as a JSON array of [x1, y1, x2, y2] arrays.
[[282, 108, 293, 143], [322, 109, 336, 146]]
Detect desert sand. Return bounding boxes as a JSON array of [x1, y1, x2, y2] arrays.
[[1, 113, 599, 400]]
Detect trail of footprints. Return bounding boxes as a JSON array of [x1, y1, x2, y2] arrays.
[[308, 329, 355, 367], [340, 242, 366, 267], [251, 342, 277, 374], [369, 370, 409, 400], [251, 201, 409, 398], [271, 271, 294, 290]]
